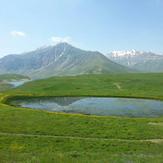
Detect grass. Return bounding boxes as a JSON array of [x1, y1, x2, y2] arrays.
[[9, 73, 163, 99], [0, 73, 163, 162], [0, 135, 163, 163], [0, 74, 30, 92], [0, 82, 12, 92], [0, 74, 30, 81]]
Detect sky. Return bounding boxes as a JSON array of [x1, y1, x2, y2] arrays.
[[0, 0, 163, 58]]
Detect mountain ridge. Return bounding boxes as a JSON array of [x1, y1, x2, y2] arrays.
[[106, 50, 163, 72], [0, 43, 132, 79]]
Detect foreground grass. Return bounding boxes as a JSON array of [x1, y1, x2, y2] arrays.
[[0, 135, 163, 163], [0, 73, 163, 162], [0, 103, 163, 162]]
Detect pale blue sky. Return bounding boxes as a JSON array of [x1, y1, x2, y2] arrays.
[[0, 0, 163, 57]]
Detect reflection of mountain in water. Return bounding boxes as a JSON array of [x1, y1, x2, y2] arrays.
[[10, 97, 163, 117], [37, 97, 83, 106]]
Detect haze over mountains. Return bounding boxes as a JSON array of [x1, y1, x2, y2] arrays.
[[0, 43, 131, 79], [106, 50, 163, 72]]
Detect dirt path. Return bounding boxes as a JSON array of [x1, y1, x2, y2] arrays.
[[113, 83, 122, 90], [148, 122, 163, 126], [0, 132, 163, 144]]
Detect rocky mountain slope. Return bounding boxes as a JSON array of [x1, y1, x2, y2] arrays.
[[0, 43, 131, 79], [106, 50, 163, 72]]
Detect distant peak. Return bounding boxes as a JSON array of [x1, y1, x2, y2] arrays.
[[55, 42, 71, 47], [111, 49, 143, 57], [32, 42, 72, 53]]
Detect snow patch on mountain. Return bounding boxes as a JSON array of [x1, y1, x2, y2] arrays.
[[111, 50, 144, 57], [105, 50, 163, 72]]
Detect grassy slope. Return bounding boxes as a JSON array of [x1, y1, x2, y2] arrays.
[[0, 74, 30, 92], [0, 74, 30, 81], [0, 82, 12, 92], [10, 73, 163, 99], [0, 73, 163, 162]]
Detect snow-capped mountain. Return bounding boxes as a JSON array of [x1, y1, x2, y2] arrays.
[[111, 49, 142, 57], [106, 50, 163, 72], [0, 43, 132, 79]]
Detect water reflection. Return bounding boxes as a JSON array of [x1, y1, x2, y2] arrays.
[[11, 97, 163, 117]]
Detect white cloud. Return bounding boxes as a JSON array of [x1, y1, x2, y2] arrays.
[[10, 31, 26, 37], [51, 36, 72, 44]]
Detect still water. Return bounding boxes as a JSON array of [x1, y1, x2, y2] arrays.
[[11, 97, 163, 117], [9, 79, 30, 87]]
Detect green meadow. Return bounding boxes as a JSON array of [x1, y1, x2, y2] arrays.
[[0, 74, 30, 81], [0, 74, 30, 92], [0, 73, 163, 162]]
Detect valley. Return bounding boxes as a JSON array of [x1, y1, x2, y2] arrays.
[[1, 0, 163, 162], [0, 73, 163, 162], [0, 74, 30, 92]]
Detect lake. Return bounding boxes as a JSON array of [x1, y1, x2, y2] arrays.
[[10, 97, 163, 117], [8, 79, 30, 87]]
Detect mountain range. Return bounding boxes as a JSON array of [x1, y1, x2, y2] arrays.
[[0, 43, 131, 79], [106, 50, 163, 72]]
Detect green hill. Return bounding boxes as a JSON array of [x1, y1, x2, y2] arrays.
[[1, 73, 163, 162], [0, 74, 30, 81], [10, 73, 163, 99], [0, 74, 30, 92]]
